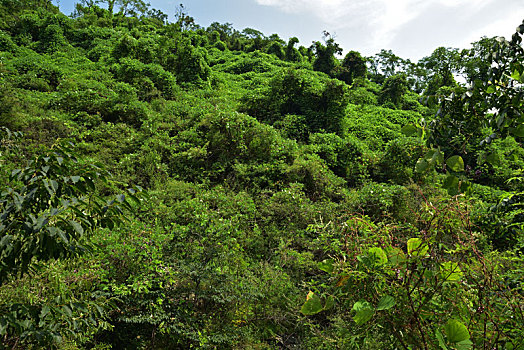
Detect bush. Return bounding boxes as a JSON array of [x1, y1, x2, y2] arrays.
[[309, 133, 370, 186], [353, 182, 409, 220], [378, 137, 427, 184], [241, 69, 349, 137], [301, 196, 524, 349], [10, 52, 63, 91]]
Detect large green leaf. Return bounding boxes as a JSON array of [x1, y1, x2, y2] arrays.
[[511, 69, 521, 81], [485, 152, 501, 166], [318, 259, 334, 274], [376, 295, 395, 310], [446, 155, 464, 172], [368, 247, 388, 266], [440, 262, 463, 281], [352, 301, 374, 325], [301, 291, 323, 316], [424, 149, 444, 164], [407, 238, 429, 257], [387, 246, 406, 266], [511, 124, 524, 138], [445, 319, 470, 343], [415, 158, 429, 173], [442, 174, 460, 196], [455, 339, 473, 350]]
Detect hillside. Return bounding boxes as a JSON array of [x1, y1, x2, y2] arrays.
[[0, 1, 523, 348]]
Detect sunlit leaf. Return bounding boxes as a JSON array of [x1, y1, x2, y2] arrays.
[[318, 259, 334, 273], [368, 247, 388, 266], [511, 69, 521, 81], [301, 291, 323, 316], [445, 319, 470, 343], [407, 238, 429, 257], [446, 155, 464, 172], [401, 124, 420, 137], [440, 262, 463, 281], [352, 301, 374, 325]]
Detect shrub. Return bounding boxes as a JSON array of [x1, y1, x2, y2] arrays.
[[378, 137, 427, 184]]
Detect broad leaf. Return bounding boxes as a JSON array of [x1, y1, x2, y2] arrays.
[[62, 305, 73, 317], [446, 155, 464, 172], [455, 339, 473, 350], [352, 301, 374, 325], [318, 259, 334, 274], [376, 295, 395, 310], [401, 124, 420, 137], [511, 124, 524, 138], [511, 69, 521, 81], [445, 319, 470, 343], [407, 238, 429, 257], [485, 152, 501, 166], [424, 149, 444, 164], [69, 220, 84, 235], [301, 291, 323, 316], [442, 174, 460, 196], [387, 247, 406, 266], [415, 158, 429, 173], [368, 247, 387, 266], [440, 262, 463, 281]]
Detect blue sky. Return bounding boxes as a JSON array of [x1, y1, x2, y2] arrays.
[[57, 0, 524, 61]]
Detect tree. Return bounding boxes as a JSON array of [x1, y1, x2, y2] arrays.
[[173, 3, 196, 31], [0, 134, 142, 346], [379, 73, 408, 107], [336, 50, 367, 84], [285, 37, 301, 62], [419, 47, 460, 95], [374, 49, 403, 78], [312, 31, 342, 75], [80, 0, 150, 17], [408, 20, 524, 195], [0, 138, 140, 284]]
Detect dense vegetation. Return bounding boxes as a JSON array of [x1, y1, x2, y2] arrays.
[[0, 0, 523, 348]]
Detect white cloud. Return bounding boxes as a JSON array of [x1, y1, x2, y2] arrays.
[[254, 0, 514, 57]]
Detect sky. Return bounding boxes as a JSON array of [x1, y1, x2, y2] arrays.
[[57, 0, 524, 61]]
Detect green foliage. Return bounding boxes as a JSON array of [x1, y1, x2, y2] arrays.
[[0, 137, 142, 347], [345, 104, 420, 150], [378, 137, 427, 184], [302, 198, 524, 348], [379, 73, 408, 107], [241, 68, 349, 137], [308, 133, 370, 186], [311, 32, 342, 76], [0, 139, 137, 284], [0, 4, 523, 349], [336, 50, 367, 84]]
